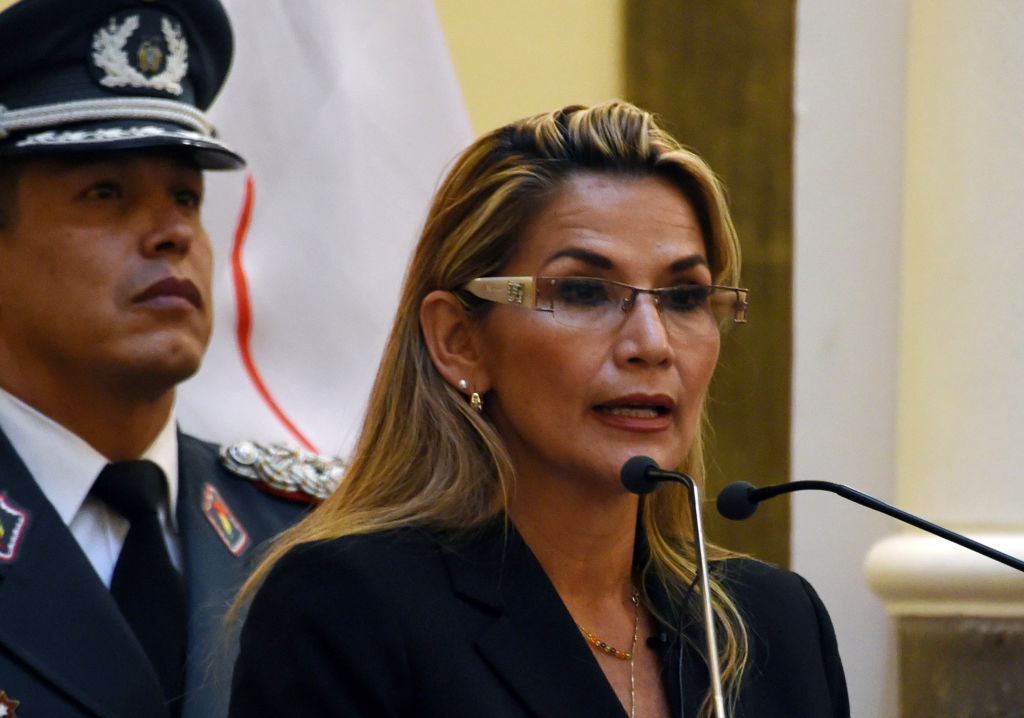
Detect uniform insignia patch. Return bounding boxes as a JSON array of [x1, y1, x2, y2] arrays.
[[219, 441, 344, 503], [0, 494, 28, 563], [0, 690, 19, 717], [91, 12, 188, 95], [202, 484, 249, 555]]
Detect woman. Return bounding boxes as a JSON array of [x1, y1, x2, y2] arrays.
[[229, 101, 849, 718]]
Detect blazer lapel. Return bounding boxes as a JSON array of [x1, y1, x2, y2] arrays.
[[0, 428, 167, 718], [443, 524, 627, 718]]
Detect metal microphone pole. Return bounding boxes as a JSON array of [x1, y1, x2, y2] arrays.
[[674, 470, 727, 718], [621, 457, 727, 718]]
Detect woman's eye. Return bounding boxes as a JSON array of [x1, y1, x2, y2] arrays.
[[661, 285, 709, 312], [556, 278, 613, 307]]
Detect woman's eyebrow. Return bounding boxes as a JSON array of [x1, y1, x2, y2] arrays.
[[546, 247, 613, 269], [669, 255, 709, 273], [545, 248, 709, 273]]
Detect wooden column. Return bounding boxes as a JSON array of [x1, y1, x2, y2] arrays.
[[625, 0, 796, 564]]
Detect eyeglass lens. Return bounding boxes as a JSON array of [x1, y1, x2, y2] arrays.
[[538, 277, 741, 336]]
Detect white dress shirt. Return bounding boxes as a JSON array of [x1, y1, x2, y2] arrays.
[[0, 387, 181, 585]]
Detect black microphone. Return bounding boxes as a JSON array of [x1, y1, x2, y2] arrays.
[[621, 455, 661, 494], [621, 457, 727, 718], [716, 479, 1024, 573]]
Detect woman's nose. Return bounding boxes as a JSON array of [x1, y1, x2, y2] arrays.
[[616, 292, 673, 366]]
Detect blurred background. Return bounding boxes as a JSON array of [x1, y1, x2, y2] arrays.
[[5, 1, 1023, 715]]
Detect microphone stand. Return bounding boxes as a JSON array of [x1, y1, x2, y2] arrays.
[[650, 468, 727, 718], [622, 457, 727, 718], [718, 480, 1024, 573]]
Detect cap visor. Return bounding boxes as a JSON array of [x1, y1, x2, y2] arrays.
[[0, 119, 245, 170]]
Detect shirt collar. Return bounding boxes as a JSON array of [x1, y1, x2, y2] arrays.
[[0, 386, 180, 530]]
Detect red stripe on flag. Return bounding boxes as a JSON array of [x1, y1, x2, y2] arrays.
[[230, 174, 319, 453]]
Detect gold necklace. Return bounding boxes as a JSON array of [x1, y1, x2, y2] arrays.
[[576, 591, 640, 717]]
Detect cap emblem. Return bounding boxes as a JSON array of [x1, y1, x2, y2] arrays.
[[91, 14, 188, 96], [137, 39, 163, 74]]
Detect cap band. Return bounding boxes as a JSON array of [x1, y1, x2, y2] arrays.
[[15, 124, 213, 149], [0, 97, 214, 139]]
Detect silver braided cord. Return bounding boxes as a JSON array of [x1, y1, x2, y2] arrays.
[[0, 97, 215, 138]]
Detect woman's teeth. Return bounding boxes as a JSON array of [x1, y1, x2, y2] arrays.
[[598, 406, 662, 418]]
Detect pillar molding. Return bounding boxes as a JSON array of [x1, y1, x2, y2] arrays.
[[866, 535, 1024, 617]]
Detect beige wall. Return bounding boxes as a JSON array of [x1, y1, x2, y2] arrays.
[[0, 0, 624, 137], [433, 0, 623, 135]]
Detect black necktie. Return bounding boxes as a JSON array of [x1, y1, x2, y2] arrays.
[[92, 460, 186, 714]]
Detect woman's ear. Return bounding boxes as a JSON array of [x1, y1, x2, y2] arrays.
[[420, 290, 489, 393]]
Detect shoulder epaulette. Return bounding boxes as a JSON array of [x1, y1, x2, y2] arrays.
[[219, 440, 345, 503]]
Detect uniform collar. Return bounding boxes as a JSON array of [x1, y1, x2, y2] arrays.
[[0, 386, 180, 530]]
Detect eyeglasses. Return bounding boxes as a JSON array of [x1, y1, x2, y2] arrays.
[[461, 276, 749, 337]]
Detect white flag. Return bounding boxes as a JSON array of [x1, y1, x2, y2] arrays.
[[177, 0, 472, 456]]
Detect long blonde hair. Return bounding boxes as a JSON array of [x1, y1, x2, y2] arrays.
[[237, 100, 748, 716]]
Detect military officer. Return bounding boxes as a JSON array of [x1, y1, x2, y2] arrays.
[[0, 1, 335, 716]]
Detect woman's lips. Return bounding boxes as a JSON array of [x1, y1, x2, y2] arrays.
[[134, 277, 203, 309], [593, 394, 675, 431]]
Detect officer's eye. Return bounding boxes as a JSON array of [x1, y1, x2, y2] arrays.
[[83, 182, 121, 200], [175, 189, 202, 209]]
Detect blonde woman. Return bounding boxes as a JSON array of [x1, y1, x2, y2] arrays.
[[229, 101, 849, 718]]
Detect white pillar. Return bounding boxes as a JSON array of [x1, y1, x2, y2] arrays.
[[865, 0, 1024, 618], [864, 1, 1024, 713], [793, 2, 908, 716]]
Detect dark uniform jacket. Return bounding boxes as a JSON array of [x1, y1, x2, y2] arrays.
[[0, 427, 308, 718], [230, 522, 850, 717]]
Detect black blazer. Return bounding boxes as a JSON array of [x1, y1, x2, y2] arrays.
[[0, 427, 308, 718], [231, 524, 849, 717]]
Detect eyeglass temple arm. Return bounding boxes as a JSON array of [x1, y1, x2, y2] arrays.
[[462, 277, 538, 309], [713, 286, 750, 323]]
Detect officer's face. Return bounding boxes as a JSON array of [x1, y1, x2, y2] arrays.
[[0, 149, 213, 402]]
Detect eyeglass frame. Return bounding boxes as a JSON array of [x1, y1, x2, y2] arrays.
[[460, 275, 750, 331]]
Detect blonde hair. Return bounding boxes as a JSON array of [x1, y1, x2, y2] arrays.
[[237, 100, 747, 716]]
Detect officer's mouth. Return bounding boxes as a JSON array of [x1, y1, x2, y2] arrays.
[[133, 276, 204, 310]]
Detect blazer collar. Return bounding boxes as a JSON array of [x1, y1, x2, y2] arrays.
[[442, 521, 629, 718], [441, 521, 717, 718]]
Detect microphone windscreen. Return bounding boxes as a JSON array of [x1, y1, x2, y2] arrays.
[[716, 481, 759, 520], [621, 456, 660, 495]]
